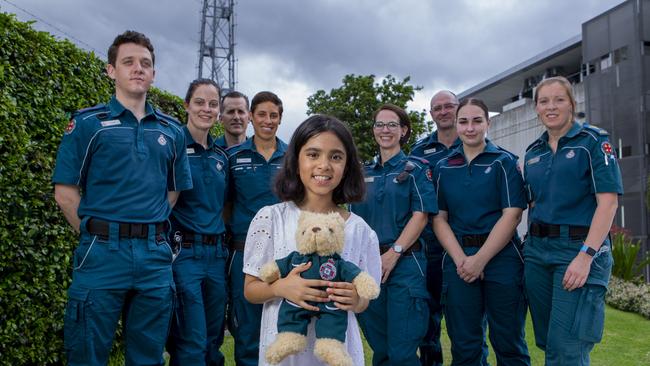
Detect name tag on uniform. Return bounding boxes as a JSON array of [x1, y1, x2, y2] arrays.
[[100, 119, 121, 127], [364, 177, 375, 182], [237, 158, 252, 163], [186, 148, 195, 154], [424, 148, 437, 154], [526, 156, 540, 165]]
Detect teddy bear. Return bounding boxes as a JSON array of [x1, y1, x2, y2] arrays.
[[258, 210, 380, 366]]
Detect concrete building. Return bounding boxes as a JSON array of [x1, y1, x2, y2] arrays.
[[459, 0, 649, 274]]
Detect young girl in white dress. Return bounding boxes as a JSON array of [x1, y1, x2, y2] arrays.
[[242, 115, 382, 365]]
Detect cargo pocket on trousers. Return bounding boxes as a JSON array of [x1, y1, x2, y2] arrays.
[[64, 288, 90, 357], [406, 286, 430, 340], [570, 285, 606, 343]]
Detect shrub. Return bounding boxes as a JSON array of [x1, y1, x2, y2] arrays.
[[607, 276, 650, 319], [610, 227, 650, 282], [0, 13, 187, 365]]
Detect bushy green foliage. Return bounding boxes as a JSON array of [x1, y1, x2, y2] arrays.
[[610, 230, 650, 282], [0, 13, 187, 365], [607, 276, 650, 319], [307, 74, 431, 162]]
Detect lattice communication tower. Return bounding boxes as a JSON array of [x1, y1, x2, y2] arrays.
[[197, 0, 235, 93]]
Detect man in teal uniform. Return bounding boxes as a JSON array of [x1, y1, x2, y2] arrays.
[[226, 91, 287, 365], [215, 91, 249, 149], [410, 90, 461, 366], [53, 31, 192, 365]]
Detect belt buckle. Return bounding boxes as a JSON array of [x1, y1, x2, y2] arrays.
[[130, 223, 146, 238]]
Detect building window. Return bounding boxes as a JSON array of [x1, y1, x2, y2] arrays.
[[582, 62, 595, 76], [621, 145, 632, 158], [613, 46, 628, 64], [600, 54, 612, 70]]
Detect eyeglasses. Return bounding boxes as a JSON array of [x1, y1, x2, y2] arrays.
[[373, 121, 401, 130], [432, 103, 458, 113]]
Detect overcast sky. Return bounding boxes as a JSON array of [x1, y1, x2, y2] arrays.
[[5, 0, 624, 141]]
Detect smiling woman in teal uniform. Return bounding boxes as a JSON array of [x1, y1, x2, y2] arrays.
[[432, 98, 530, 366], [523, 76, 622, 366], [166, 78, 230, 366], [350, 103, 437, 366]]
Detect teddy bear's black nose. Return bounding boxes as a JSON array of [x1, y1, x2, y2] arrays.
[[312, 227, 321, 233]]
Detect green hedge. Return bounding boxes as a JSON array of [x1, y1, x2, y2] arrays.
[[0, 13, 187, 365]]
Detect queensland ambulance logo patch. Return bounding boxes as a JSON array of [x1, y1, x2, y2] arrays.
[[425, 169, 433, 182], [64, 119, 76, 135], [158, 134, 167, 146], [319, 259, 337, 281], [565, 149, 575, 159], [601, 142, 614, 157]]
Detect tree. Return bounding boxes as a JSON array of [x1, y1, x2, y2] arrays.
[[306, 74, 431, 161]]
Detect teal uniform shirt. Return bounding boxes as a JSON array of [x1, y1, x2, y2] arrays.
[[350, 151, 438, 244], [226, 137, 288, 241], [524, 122, 623, 226], [52, 96, 193, 223], [171, 127, 228, 235], [434, 140, 527, 236]]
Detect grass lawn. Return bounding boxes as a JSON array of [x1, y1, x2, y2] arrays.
[[215, 305, 650, 365]]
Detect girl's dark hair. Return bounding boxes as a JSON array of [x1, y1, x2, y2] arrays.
[[184, 78, 220, 104], [275, 115, 365, 205], [372, 103, 412, 145], [456, 98, 489, 120]]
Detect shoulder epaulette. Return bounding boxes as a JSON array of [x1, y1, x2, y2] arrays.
[[583, 124, 609, 136], [71, 103, 106, 118], [407, 155, 429, 166], [154, 109, 183, 126]]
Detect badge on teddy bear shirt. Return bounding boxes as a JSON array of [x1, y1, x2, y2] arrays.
[[319, 259, 337, 281]]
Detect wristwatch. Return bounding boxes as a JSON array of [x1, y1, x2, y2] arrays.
[[392, 243, 403, 254], [580, 243, 597, 257]]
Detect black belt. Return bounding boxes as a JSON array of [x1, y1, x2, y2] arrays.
[[174, 230, 223, 248], [379, 241, 421, 255], [87, 218, 167, 239], [462, 234, 490, 248], [229, 240, 246, 252], [529, 222, 589, 239]]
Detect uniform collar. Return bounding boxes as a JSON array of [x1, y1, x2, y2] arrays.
[[538, 121, 581, 143], [448, 139, 500, 160], [108, 95, 155, 120], [373, 150, 406, 169], [249, 136, 287, 153], [238, 136, 287, 155], [182, 125, 214, 150], [418, 131, 461, 150]]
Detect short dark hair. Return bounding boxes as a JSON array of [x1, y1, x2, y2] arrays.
[[251, 91, 283, 117], [221, 91, 250, 113], [107, 30, 155, 66], [275, 115, 365, 205], [456, 98, 489, 120], [373, 103, 411, 145], [184, 78, 220, 104]]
